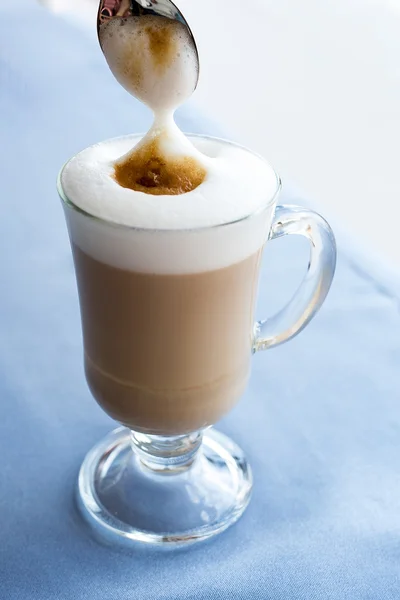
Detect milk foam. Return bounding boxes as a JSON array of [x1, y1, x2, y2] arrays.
[[99, 16, 198, 112], [60, 134, 279, 274], [61, 133, 278, 229]]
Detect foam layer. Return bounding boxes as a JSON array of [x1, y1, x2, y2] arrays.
[[61, 133, 278, 230], [99, 15, 198, 111], [61, 135, 279, 275]]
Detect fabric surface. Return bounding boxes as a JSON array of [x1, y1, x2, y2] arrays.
[[1, 2, 400, 598]]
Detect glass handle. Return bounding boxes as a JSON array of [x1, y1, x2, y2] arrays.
[[253, 204, 337, 352]]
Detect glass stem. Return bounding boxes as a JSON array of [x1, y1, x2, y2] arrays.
[[130, 430, 203, 474]]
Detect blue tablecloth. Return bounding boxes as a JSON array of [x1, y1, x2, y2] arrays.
[[2, 2, 400, 598]]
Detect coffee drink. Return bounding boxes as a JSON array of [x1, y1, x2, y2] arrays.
[[61, 133, 277, 435]]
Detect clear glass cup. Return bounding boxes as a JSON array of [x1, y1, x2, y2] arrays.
[[58, 134, 336, 547]]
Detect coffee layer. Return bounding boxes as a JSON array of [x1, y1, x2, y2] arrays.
[[114, 130, 206, 195], [72, 243, 262, 435]]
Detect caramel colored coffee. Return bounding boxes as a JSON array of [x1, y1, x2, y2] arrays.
[[72, 244, 262, 435], [114, 134, 206, 195]]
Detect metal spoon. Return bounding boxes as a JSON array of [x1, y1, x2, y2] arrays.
[[97, 0, 199, 88]]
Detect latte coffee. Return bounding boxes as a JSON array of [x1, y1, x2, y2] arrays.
[[61, 134, 278, 435]]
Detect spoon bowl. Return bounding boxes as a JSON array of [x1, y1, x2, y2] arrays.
[[97, 0, 199, 89]]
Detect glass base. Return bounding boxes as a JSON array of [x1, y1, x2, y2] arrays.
[[77, 427, 252, 547]]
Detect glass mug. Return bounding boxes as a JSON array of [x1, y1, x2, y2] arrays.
[[58, 134, 336, 546]]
